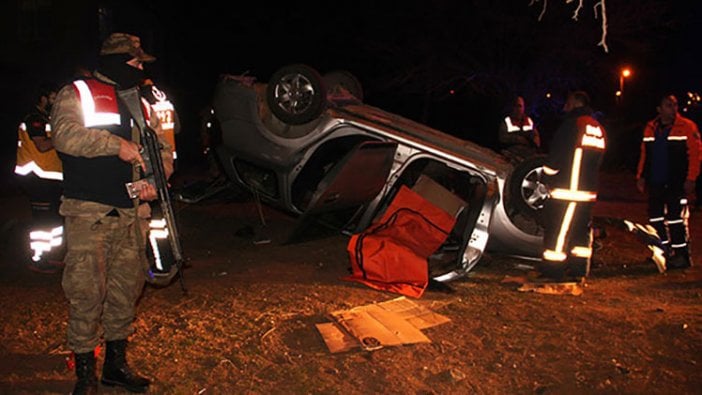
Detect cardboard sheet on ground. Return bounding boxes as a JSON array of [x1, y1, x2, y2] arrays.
[[315, 297, 451, 353]]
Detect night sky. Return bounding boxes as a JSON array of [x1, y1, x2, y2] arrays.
[[1, 0, 700, 172]]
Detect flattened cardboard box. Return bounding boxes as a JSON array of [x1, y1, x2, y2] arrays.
[[316, 297, 451, 353]]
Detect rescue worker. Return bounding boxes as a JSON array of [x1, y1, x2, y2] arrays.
[[140, 78, 179, 164], [539, 91, 606, 280], [636, 94, 700, 269], [51, 32, 173, 394], [498, 96, 541, 153], [14, 83, 64, 273]]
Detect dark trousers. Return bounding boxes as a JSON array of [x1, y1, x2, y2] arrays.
[[647, 183, 688, 254], [540, 199, 593, 278]]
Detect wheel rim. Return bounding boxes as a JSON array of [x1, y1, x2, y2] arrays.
[[520, 167, 548, 210], [273, 73, 316, 115]]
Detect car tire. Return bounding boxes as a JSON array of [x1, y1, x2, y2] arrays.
[[266, 64, 327, 125], [505, 154, 548, 220], [323, 70, 363, 101]]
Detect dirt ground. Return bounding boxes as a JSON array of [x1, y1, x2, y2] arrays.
[[0, 171, 700, 394]]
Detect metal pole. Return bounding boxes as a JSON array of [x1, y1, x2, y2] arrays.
[[619, 74, 624, 96]]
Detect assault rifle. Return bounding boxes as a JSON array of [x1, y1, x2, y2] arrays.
[[117, 87, 185, 289]]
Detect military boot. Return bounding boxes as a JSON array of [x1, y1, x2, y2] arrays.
[[72, 351, 98, 395], [100, 339, 150, 393]]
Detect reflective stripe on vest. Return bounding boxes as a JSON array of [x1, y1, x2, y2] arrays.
[[581, 125, 605, 149], [15, 122, 63, 181], [73, 80, 121, 127], [504, 116, 533, 133], [642, 135, 688, 142]]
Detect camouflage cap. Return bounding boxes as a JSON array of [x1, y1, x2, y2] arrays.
[[100, 33, 156, 63]]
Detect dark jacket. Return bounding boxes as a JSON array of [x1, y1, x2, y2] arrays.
[[544, 107, 606, 200], [636, 115, 700, 186]]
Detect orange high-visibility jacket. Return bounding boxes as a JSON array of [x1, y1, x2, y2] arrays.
[[637, 115, 700, 184]]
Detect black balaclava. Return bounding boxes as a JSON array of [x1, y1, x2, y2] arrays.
[[98, 54, 144, 88]]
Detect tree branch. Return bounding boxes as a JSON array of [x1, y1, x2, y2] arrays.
[[595, 0, 609, 52], [532, 0, 609, 52], [569, 0, 584, 21], [539, 0, 548, 21]]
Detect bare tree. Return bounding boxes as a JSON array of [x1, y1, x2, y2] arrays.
[[530, 0, 609, 52]]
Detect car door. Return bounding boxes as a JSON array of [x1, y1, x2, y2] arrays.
[[284, 140, 398, 243]]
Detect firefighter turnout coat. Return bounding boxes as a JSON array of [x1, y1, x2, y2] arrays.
[[540, 106, 606, 277]]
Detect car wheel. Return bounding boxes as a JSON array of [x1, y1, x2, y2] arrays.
[[266, 64, 326, 125], [506, 155, 548, 219], [323, 70, 363, 101]]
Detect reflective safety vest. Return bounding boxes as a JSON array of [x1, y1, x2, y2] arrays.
[[145, 84, 177, 159], [62, 78, 149, 208], [504, 115, 534, 133], [15, 119, 63, 181]]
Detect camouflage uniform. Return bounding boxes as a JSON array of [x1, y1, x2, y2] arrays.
[[52, 71, 173, 353]]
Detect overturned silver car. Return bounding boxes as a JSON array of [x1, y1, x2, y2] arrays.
[[211, 64, 547, 281]]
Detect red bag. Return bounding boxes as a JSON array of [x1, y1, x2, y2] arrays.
[[345, 186, 456, 298]]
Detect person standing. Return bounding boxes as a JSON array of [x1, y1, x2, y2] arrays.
[[14, 83, 64, 273], [51, 32, 173, 394], [636, 94, 700, 269], [498, 96, 541, 158], [140, 78, 179, 164], [539, 91, 606, 280]]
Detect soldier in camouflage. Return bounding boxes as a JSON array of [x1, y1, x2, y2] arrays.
[[51, 32, 173, 395]]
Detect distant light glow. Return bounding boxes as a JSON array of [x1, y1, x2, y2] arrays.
[[546, 92, 551, 98], [621, 68, 631, 78], [449, 89, 455, 95], [615, 90, 622, 97]]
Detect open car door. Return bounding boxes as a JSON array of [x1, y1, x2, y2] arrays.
[[285, 141, 398, 243]]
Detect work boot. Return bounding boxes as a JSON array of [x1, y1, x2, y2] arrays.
[[72, 351, 98, 395], [667, 250, 692, 270], [101, 339, 150, 393]]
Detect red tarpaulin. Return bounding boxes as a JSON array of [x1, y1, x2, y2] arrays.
[[345, 185, 457, 298]]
